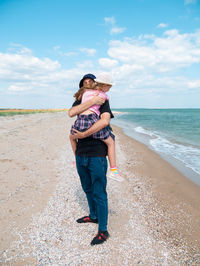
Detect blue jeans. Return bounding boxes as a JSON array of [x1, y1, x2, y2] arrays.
[[76, 156, 108, 231]]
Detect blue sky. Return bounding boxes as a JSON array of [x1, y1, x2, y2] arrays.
[[0, 0, 200, 109]]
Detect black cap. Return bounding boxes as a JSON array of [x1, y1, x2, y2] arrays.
[[79, 73, 96, 88]]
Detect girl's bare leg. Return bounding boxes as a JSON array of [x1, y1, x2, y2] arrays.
[[103, 137, 124, 182], [103, 136, 116, 168], [69, 134, 77, 155]]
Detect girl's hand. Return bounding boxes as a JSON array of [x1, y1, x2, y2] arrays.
[[91, 91, 105, 105]]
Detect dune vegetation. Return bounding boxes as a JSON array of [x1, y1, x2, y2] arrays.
[[0, 109, 68, 116]]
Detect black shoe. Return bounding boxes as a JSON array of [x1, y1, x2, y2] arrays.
[[76, 216, 98, 224], [91, 231, 110, 245]]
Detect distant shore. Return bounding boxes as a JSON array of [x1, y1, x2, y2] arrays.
[[0, 112, 199, 264]]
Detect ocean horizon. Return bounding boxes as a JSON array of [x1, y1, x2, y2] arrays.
[[112, 108, 200, 186]]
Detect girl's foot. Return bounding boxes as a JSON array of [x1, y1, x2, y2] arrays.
[[109, 168, 124, 182]]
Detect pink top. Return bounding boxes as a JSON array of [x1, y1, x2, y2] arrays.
[[81, 89, 108, 116]]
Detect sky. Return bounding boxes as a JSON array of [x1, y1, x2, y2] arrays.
[[0, 0, 200, 109]]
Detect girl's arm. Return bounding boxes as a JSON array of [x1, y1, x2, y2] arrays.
[[68, 93, 105, 117]]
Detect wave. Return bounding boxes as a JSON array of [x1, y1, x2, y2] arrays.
[[112, 116, 200, 176], [134, 126, 156, 137], [150, 137, 200, 175], [133, 126, 200, 175]]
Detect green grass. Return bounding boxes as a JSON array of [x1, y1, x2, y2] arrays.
[[0, 109, 68, 116]]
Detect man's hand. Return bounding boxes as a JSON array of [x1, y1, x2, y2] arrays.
[[91, 92, 105, 105], [70, 130, 86, 139], [71, 112, 110, 140]]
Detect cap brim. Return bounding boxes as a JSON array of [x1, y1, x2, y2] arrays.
[[79, 76, 96, 88], [79, 79, 84, 88]]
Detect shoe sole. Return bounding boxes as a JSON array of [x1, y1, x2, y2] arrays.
[[108, 175, 124, 182], [91, 233, 110, 246]]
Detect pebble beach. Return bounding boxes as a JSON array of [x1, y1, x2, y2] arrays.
[[0, 112, 200, 265]]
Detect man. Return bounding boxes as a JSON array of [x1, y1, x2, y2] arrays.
[[68, 73, 113, 245]]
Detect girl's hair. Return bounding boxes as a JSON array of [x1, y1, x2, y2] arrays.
[[96, 83, 105, 89], [74, 80, 97, 101]]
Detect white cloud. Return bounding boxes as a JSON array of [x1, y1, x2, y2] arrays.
[[63, 51, 78, 56], [1, 30, 200, 108], [104, 16, 115, 25], [104, 16, 126, 35], [79, 48, 96, 56], [110, 27, 126, 35], [53, 45, 60, 51], [76, 60, 94, 69], [97, 29, 200, 106], [53, 46, 78, 57], [111, 64, 144, 81], [7, 43, 33, 55], [111, 74, 198, 97], [0, 47, 85, 94], [98, 58, 118, 68], [0, 49, 60, 83], [187, 80, 200, 88], [157, 23, 168, 28], [184, 0, 197, 5], [108, 40, 156, 65], [8, 84, 28, 91], [107, 29, 200, 72]]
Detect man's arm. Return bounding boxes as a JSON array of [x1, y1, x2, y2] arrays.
[[70, 112, 111, 139], [68, 93, 105, 117]]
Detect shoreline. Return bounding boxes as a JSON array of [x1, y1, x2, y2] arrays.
[[111, 120, 200, 186], [112, 124, 200, 253], [0, 112, 200, 264]]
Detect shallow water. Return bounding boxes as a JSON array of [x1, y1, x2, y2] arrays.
[[112, 108, 200, 185]]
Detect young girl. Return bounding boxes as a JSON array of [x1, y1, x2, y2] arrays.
[[69, 73, 124, 182]]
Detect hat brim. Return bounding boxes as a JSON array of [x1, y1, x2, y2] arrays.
[[94, 79, 114, 86]]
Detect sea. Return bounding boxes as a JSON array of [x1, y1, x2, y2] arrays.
[[111, 108, 200, 186]]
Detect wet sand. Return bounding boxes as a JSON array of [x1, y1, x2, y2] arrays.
[[0, 112, 200, 264]]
